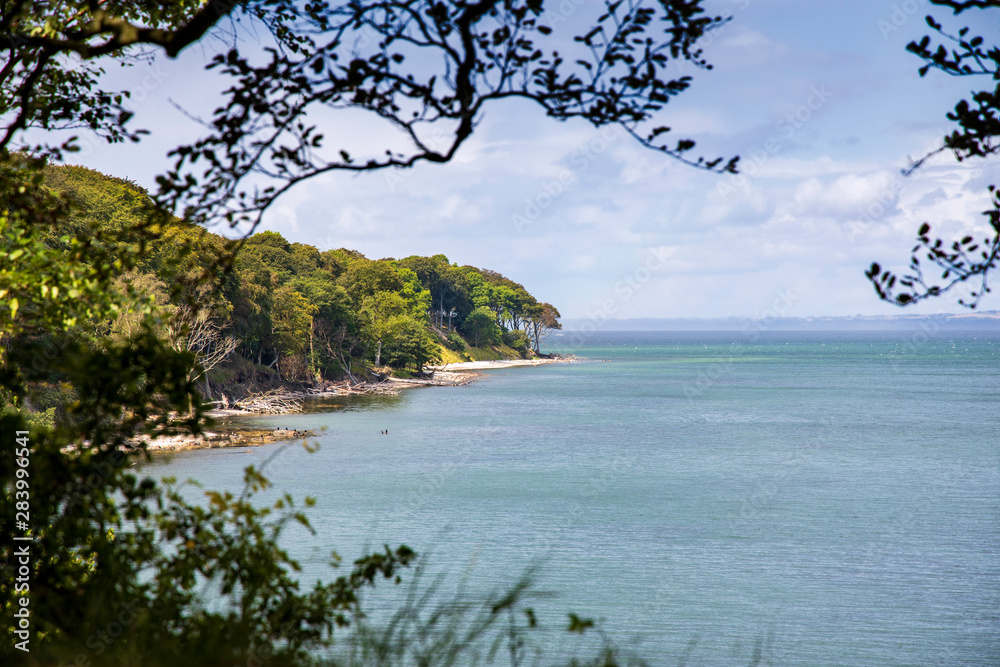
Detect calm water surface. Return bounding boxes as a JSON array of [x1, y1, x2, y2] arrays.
[[145, 331, 1000, 665]]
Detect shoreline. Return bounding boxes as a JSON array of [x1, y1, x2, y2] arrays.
[[144, 356, 573, 455], [202, 371, 482, 420], [428, 357, 572, 371], [140, 427, 316, 455]]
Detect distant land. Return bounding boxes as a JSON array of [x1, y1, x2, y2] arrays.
[[561, 312, 1000, 332]]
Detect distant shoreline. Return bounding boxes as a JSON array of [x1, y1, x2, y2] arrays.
[[559, 312, 1000, 332]]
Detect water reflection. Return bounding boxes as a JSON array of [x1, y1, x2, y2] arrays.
[[301, 392, 405, 413]]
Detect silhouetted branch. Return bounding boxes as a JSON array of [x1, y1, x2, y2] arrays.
[[867, 185, 1000, 308]]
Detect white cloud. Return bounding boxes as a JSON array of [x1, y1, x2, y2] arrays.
[[792, 171, 901, 220]]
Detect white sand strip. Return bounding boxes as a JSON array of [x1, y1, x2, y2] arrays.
[[429, 358, 569, 371]]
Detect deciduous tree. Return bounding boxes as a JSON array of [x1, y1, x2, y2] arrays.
[[527, 302, 561, 353], [463, 306, 502, 348]]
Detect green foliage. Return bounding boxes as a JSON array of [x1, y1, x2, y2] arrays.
[[24, 382, 76, 428], [273, 286, 316, 357], [339, 259, 405, 304], [244, 232, 297, 282], [42, 165, 154, 241], [502, 330, 531, 357], [329, 569, 643, 667], [397, 267, 433, 321], [0, 405, 55, 431], [0, 161, 564, 663], [463, 307, 502, 348], [444, 331, 467, 352], [378, 316, 442, 371], [24, 406, 56, 430]]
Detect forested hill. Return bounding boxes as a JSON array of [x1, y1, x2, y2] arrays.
[[32, 164, 561, 395]]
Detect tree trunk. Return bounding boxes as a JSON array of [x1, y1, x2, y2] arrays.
[[375, 339, 382, 367], [309, 317, 316, 382], [337, 349, 357, 385], [204, 373, 212, 400]]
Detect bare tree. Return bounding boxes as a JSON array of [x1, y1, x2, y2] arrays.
[[167, 307, 238, 398], [321, 322, 361, 385]]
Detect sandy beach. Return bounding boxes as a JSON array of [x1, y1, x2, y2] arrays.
[[429, 357, 571, 371]]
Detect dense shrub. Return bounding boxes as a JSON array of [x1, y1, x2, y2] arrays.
[[445, 331, 467, 351], [502, 329, 530, 354]]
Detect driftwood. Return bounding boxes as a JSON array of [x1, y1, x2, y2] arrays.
[[390, 373, 477, 387], [233, 390, 303, 414], [339, 381, 400, 395]]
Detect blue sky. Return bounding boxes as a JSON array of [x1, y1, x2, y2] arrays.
[[68, 0, 999, 320]]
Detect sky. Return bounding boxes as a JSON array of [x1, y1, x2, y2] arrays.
[[65, 0, 1000, 321]]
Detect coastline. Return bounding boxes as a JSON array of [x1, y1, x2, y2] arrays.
[[429, 357, 572, 371], [143, 356, 573, 455], [139, 427, 316, 455]]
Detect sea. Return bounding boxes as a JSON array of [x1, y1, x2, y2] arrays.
[[143, 330, 1000, 666]]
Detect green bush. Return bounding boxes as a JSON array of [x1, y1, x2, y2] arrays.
[[502, 329, 530, 354], [444, 331, 466, 351], [24, 406, 56, 431], [23, 381, 77, 427], [461, 307, 502, 347], [0, 406, 55, 431]]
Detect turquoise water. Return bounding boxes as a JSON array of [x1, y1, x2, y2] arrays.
[[145, 331, 1000, 665]]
